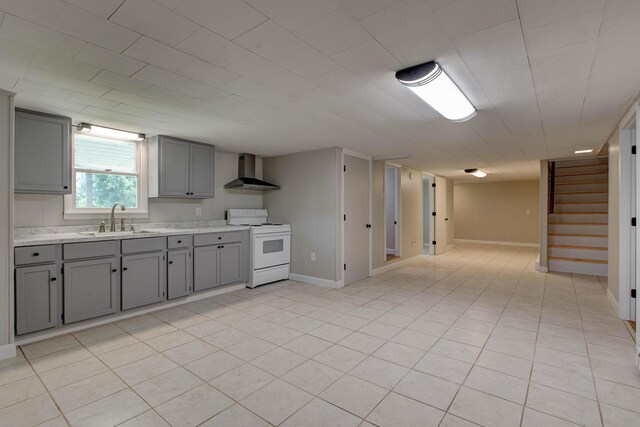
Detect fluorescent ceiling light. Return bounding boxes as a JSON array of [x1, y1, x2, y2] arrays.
[[78, 123, 145, 141], [464, 168, 487, 178], [574, 149, 593, 154], [396, 61, 476, 122]]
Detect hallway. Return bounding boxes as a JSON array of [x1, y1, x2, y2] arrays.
[[0, 244, 637, 426]]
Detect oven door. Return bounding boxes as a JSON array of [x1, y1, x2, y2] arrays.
[[253, 231, 291, 270]]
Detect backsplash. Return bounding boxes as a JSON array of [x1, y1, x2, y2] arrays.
[[14, 150, 264, 228]]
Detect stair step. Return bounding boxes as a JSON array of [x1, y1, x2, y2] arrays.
[[556, 191, 607, 194], [553, 203, 608, 213], [548, 234, 608, 248], [556, 162, 608, 169], [549, 212, 608, 224], [554, 192, 608, 203], [548, 258, 608, 276], [556, 181, 608, 185], [556, 172, 608, 177], [549, 256, 607, 264], [554, 157, 608, 168], [555, 174, 609, 184], [554, 182, 608, 192], [555, 165, 608, 175], [555, 201, 607, 204], [548, 246, 608, 261], [549, 245, 607, 250]]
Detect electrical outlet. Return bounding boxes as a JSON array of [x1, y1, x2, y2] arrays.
[[311, 252, 316, 261], [526, 209, 531, 214], [195, 207, 202, 217]]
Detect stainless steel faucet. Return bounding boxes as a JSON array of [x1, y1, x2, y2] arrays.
[[110, 203, 125, 232]]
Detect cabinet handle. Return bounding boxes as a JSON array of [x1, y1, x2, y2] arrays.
[[112, 269, 117, 273], [122, 267, 128, 271], [32, 252, 39, 257], [63, 186, 68, 189], [169, 261, 173, 264], [177, 240, 182, 244], [186, 192, 190, 195], [218, 237, 222, 240], [50, 277, 57, 282]]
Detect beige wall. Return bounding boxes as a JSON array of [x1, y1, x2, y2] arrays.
[[446, 178, 455, 246], [14, 150, 264, 227], [263, 147, 341, 282], [1, 90, 14, 350], [454, 180, 540, 244], [401, 167, 424, 258], [371, 160, 386, 270]]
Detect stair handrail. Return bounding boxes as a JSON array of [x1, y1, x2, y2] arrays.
[[548, 161, 555, 214]]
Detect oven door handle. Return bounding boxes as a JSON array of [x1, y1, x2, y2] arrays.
[[254, 231, 291, 238]]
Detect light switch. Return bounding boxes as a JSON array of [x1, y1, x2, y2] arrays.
[[311, 252, 316, 261], [195, 207, 202, 217]]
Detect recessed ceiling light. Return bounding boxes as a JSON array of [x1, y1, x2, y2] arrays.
[[574, 149, 593, 154], [396, 61, 476, 122], [77, 123, 145, 141], [464, 168, 487, 178]]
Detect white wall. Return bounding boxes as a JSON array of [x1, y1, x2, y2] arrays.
[[14, 150, 264, 227], [263, 147, 342, 283], [423, 177, 430, 247], [0, 90, 14, 354], [384, 168, 396, 251], [609, 129, 621, 312]]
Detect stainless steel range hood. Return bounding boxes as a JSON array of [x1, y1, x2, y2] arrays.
[[224, 153, 280, 191]]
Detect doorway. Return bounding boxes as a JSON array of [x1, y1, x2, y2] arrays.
[[384, 166, 400, 262], [423, 175, 435, 255], [344, 153, 370, 285]]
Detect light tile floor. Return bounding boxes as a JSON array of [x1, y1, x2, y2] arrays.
[[1, 244, 639, 426]]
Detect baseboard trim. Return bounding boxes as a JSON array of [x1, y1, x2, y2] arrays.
[[535, 255, 548, 273], [289, 273, 341, 289], [0, 344, 16, 360], [15, 283, 245, 346], [385, 248, 395, 255], [607, 288, 621, 318], [371, 254, 426, 276], [454, 239, 539, 248]]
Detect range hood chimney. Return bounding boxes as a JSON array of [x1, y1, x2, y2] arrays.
[[223, 153, 280, 191]]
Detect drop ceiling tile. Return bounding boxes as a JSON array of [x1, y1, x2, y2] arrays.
[[64, 0, 126, 19], [294, 9, 371, 55], [245, 0, 338, 31], [220, 77, 292, 108], [0, 0, 66, 27], [433, 0, 518, 39], [313, 67, 366, 93], [75, 44, 146, 76], [262, 72, 316, 96], [336, 0, 403, 20], [52, 75, 111, 97], [454, 19, 524, 62], [595, 10, 640, 63], [176, 28, 250, 67], [30, 51, 101, 81], [0, 37, 38, 64], [524, 9, 603, 57], [68, 92, 119, 109], [359, 0, 441, 47], [14, 78, 74, 99], [177, 60, 238, 87], [518, 0, 605, 31], [123, 37, 197, 73], [110, 0, 199, 46], [234, 20, 308, 62], [131, 64, 229, 101], [15, 92, 87, 113], [277, 48, 339, 79], [225, 53, 286, 83], [91, 70, 152, 93], [603, 0, 640, 20], [0, 57, 58, 83], [529, 39, 597, 83], [152, 0, 186, 10], [0, 72, 17, 88], [142, 85, 193, 105], [0, 14, 85, 58], [330, 39, 401, 74], [466, 49, 529, 81], [53, 4, 140, 52], [175, 0, 267, 40]]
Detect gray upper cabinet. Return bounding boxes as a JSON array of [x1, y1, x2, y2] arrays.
[[64, 257, 119, 324], [149, 135, 214, 199], [15, 264, 58, 335], [14, 109, 72, 194], [122, 252, 165, 310]]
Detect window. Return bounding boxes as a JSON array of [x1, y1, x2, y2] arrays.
[[64, 133, 148, 219]]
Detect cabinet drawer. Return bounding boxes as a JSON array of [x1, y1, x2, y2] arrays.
[[194, 231, 245, 247], [64, 241, 117, 260], [167, 235, 192, 249], [15, 245, 56, 265], [121, 237, 164, 254]]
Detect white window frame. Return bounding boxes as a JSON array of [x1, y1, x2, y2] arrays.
[[64, 133, 149, 220]]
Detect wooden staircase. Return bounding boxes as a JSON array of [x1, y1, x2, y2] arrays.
[[548, 157, 608, 276]]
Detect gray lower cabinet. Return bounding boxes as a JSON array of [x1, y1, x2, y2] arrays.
[[219, 243, 243, 285], [122, 253, 165, 310], [15, 264, 57, 335], [193, 246, 220, 291], [64, 258, 118, 324], [14, 109, 71, 194], [167, 249, 192, 299]]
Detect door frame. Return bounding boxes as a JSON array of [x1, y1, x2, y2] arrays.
[[422, 172, 436, 255], [383, 164, 402, 261], [342, 149, 372, 285], [618, 103, 638, 321]]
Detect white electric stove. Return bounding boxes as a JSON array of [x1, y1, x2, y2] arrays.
[[227, 209, 291, 288]]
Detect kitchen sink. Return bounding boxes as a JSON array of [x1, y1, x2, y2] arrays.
[[79, 230, 157, 237]]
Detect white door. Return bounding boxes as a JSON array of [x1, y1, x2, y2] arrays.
[[434, 176, 448, 255], [344, 154, 370, 285], [631, 128, 637, 322]]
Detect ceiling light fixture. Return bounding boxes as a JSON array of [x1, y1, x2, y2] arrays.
[[464, 168, 487, 178], [396, 61, 476, 122], [574, 149, 593, 154], [77, 123, 145, 141]]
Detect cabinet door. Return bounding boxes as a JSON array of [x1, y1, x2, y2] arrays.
[[159, 137, 191, 197], [122, 253, 165, 310], [193, 246, 220, 291], [168, 249, 192, 300], [15, 109, 71, 194], [189, 143, 214, 198], [15, 264, 57, 335], [219, 243, 243, 285], [64, 258, 118, 324]]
